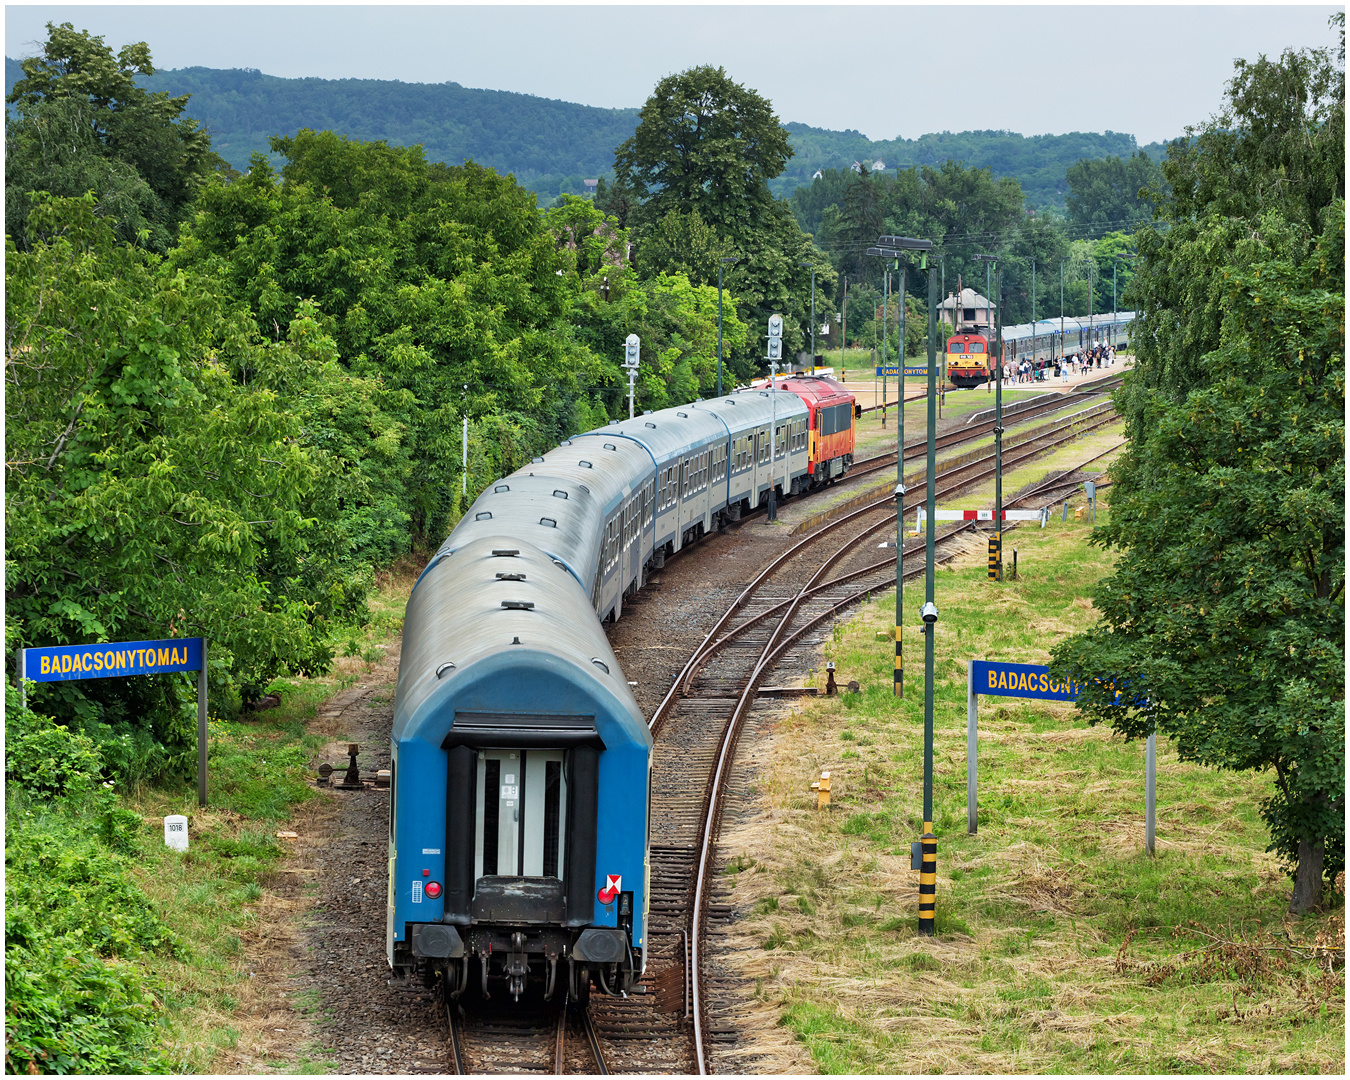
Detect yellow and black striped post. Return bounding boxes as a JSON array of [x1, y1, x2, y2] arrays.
[[919, 825, 937, 935], [987, 531, 1002, 580], [893, 624, 903, 697]]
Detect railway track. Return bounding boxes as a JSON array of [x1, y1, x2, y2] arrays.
[[444, 992, 609, 1075], [635, 399, 1126, 1072], [849, 375, 1122, 483], [432, 381, 1125, 1074]]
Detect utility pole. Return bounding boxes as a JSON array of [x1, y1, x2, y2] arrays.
[[841, 279, 848, 377], [461, 384, 469, 498], [717, 257, 738, 397], [881, 269, 889, 428], [894, 263, 907, 699], [799, 261, 816, 373]]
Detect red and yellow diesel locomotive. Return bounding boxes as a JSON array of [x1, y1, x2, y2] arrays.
[[946, 331, 992, 388], [753, 374, 861, 485]]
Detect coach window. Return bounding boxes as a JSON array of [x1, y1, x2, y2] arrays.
[[475, 750, 567, 880]]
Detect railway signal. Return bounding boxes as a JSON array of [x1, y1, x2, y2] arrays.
[[766, 315, 783, 521], [624, 333, 641, 419]]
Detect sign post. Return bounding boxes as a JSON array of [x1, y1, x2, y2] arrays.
[[966, 659, 1153, 850], [18, 637, 210, 806]]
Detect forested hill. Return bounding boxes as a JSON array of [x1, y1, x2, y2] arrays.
[[780, 124, 1170, 208], [4, 57, 1170, 208]]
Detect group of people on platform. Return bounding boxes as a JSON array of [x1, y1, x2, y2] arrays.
[[1005, 343, 1116, 384]]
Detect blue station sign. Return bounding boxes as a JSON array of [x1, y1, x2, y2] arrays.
[[971, 660, 1081, 701], [874, 366, 931, 378], [23, 637, 204, 683]]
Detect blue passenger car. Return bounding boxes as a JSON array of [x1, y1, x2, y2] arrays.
[[387, 536, 652, 1002]]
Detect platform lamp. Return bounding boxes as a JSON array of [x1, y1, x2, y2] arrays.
[[871, 235, 932, 698], [918, 255, 941, 935], [974, 253, 1002, 581], [717, 256, 739, 397], [798, 261, 816, 374], [1115, 253, 1137, 356]]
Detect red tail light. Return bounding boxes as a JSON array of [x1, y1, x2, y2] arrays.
[[424, 881, 442, 899]]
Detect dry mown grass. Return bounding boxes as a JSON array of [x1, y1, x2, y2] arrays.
[[710, 514, 1344, 1073]]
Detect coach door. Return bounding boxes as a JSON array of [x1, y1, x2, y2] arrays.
[[475, 749, 567, 879]]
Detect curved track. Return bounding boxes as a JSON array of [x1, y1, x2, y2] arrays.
[[431, 375, 1125, 1073]]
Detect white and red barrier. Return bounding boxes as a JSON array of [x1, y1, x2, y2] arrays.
[[916, 507, 1050, 527]]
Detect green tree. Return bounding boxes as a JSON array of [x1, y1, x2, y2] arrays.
[[6, 196, 372, 771], [1051, 34, 1344, 914], [614, 65, 793, 236], [1064, 151, 1164, 230], [544, 198, 752, 412], [5, 22, 215, 252], [592, 174, 639, 229], [172, 143, 600, 540], [633, 207, 729, 286], [615, 67, 834, 381]]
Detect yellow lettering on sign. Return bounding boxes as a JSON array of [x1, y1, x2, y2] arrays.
[[1039, 673, 1048, 692], [997, 671, 1007, 689], [987, 670, 997, 690], [61, 654, 72, 673], [81, 653, 92, 672], [40, 656, 50, 675], [158, 647, 172, 666], [116, 651, 127, 670], [93, 652, 103, 671]]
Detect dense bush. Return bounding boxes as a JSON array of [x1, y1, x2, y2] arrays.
[[5, 692, 179, 1073], [5, 685, 104, 799]]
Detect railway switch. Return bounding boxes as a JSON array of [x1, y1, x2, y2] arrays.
[[826, 661, 837, 695]]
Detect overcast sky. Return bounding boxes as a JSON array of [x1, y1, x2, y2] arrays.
[[5, 4, 1342, 144]]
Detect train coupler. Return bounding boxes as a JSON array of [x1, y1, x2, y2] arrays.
[[506, 931, 530, 1000]]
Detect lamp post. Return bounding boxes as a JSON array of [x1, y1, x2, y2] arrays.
[[975, 254, 1001, 581], [919, 256, 940, 936], [881, 268, 889, 427], [799, 261, 816, 373], [1114, 253, 1137, 359], [717, 256, 739, 397], [871, 235, 933, 698], [1088, 261, 1095, 354]]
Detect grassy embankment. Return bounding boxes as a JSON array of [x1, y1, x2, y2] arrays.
[[5, 559, 421, 1074], [714, 504, 1344, 1074]]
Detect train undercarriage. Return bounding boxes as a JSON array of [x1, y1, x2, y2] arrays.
[[400, 919, 638, 1004]]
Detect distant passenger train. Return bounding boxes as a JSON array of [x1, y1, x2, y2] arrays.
[[387, 375, 859, 1004], [946, 312, 1136, 388]]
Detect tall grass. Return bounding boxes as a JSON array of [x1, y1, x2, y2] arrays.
[[713, 508, 1344, 1073]]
